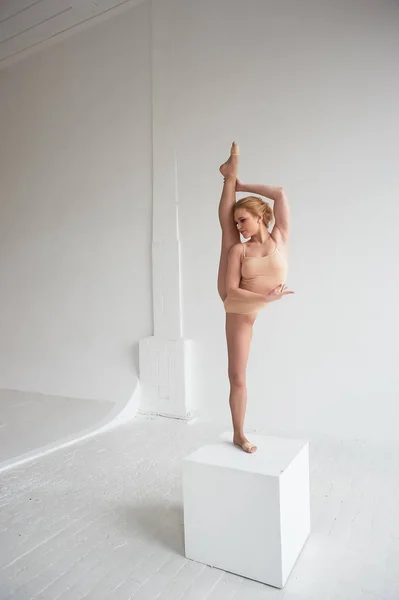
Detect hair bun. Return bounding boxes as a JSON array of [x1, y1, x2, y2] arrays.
[[234, 195, 274, 228]]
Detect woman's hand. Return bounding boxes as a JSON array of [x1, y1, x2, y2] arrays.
[[235, 178, 245, 192], [264, 284, 294, 303]]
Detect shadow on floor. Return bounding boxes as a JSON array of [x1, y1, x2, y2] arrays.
[[113, 500, 185, 555]]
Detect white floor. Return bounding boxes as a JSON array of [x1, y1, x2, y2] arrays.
[[0, 389, 114, 465], [1, 415, 399, 600]]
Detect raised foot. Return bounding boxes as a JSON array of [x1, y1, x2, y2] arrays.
[[233, 436, 257, 454], [219, 141, 239, 178]]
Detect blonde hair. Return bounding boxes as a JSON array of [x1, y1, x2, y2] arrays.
[[234, 196, 274, 228]]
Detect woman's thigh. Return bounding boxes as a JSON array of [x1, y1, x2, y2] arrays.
[[225, 312, 257, 382], [218, 231, 240, 301]]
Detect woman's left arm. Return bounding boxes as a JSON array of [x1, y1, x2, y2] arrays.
[[236, 180, 290, 243], [271, 187, 290, 243]]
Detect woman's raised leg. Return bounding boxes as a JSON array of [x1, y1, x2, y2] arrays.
[[226, 312, 257, 453], [217, 142, 240, 301]]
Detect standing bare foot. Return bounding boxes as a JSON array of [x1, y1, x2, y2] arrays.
[[233, 434, 257, 454], [219, 141, 239, 179]]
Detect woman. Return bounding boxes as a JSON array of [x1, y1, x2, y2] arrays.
[[217, 142, 293, 454]]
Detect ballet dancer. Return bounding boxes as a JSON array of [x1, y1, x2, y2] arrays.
[[217, 142, 293, 453]]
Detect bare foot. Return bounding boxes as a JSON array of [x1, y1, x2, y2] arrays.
[[233, 434, 257, 454], [219, 141, 239, 179]]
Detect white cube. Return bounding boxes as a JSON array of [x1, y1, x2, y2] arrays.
[[183, 433, 310, 588]]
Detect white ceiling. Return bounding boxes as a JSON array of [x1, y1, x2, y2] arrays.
[[0, 0, 144, 68], [1, 0, 398, 69]]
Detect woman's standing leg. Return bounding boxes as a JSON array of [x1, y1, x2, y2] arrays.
[[217, 142, 240, 300], [217, 142, 257, 453], [226, 313, 257, 453]]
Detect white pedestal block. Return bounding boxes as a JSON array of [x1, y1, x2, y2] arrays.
[[183, 433, 310, 588]]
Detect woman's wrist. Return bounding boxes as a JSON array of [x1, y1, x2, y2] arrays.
[[236, 178, 247, 193]]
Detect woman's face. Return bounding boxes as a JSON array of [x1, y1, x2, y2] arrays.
[[234, 208, 260, 238]]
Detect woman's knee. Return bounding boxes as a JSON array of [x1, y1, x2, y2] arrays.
[[228, 369, 246, 389]]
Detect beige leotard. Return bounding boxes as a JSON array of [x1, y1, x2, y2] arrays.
[[224, 240, 288, 315]]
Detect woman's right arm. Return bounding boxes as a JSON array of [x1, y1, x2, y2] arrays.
[[225, 244, 270, 305], [225, 244, 294, 307]]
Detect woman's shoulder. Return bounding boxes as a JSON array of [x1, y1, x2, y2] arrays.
[[228, 242, 246, 261], [230, 242, 245, 253]]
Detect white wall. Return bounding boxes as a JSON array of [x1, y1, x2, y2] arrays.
[[0, 2, 153, 403], [1, 0, 398, 443], [162, 0, 399, 442]]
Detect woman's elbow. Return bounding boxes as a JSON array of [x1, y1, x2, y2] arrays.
[[226, 284, 238, 296], [275, 187, 287, 202]]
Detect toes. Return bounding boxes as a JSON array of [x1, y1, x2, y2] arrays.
[[231, 141, 239, 156], [234, 440, 256, 453]]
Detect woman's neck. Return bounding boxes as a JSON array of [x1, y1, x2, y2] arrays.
[[250, 226, 270, 244]]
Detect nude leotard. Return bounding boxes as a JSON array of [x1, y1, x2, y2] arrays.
[[224, 240, 288, 315]]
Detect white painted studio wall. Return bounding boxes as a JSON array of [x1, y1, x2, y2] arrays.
[[0, 3, 152, 403], [160, 0, 399, 442]]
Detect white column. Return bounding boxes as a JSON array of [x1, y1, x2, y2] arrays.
[[139, 0, 192, 419]]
